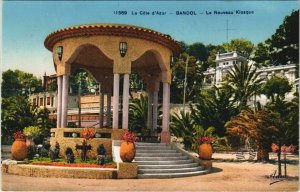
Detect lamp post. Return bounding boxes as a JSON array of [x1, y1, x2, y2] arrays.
[[183, 55, 189, 113]]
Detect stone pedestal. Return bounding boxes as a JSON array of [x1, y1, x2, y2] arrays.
[[117, 162, 137, 179], [200, 159, 213, 171]]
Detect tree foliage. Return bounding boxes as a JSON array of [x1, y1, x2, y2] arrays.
[[2, 69, 43, 98], [262, 76, 292, 102], [225, 62, 264, 109], [170, 110, 215, 151], [226, 109, 279, 161], [223, 38, 254, 58], [1, 96, 38, 136], [190, 88, 239, 136], [171, 53, 203, 103], [253, 10, 299, 66], [69, 69, 98, 94]]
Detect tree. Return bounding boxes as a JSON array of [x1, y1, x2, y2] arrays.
[[252, 42, 272, 67], [69, 69, 98, 94], [225, 62, 264, 109], [171, 53, 203, 103], [262, 76, 292, 102], [2, 69, 43, 98], [187, 42, 209, 62], [36, 107, 56, 137], [1, 96, 38, 139], [267, 10, 299, 66], [265, 93, 298, 176], [190, 87, 239, 136], [253, 10, 299, 66], [222, 38, 254, 58], [226, 109, 279, 161], [129, 94, 162, 134], [170, 110, 215, 151]]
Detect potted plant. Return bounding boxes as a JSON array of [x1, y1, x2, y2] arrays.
[[11, 130, 27, 161], [197, 136, 215, 160], [23, 126, 42, 147], [120, 131, 138, 162], [79, 128, 96, 161]]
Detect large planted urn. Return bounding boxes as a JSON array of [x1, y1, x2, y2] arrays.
[[120, 141, 136, 162], [198, 143, 213, 160], [11, 139, 27, 161], [197, 136, 214, 160], [120, 131, 137, 162]]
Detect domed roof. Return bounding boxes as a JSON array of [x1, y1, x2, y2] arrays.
[[44, 24, 181, 55]]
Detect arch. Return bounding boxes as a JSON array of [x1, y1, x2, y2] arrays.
[[66, 43, 114, 69], [132, 49, 168, 72]]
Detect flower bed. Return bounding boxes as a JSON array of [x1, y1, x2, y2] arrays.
[[32, 162, 117, 168]]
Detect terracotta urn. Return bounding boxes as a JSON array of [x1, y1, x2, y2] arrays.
[[120, 141, 136, 162], [198, 143, 213, 160], [11, 139, 28, 161]]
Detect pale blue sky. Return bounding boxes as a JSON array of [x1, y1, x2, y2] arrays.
[[2, 1, 299, 77]]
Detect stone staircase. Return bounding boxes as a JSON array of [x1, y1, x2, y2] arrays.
[[1, 145, 12, 161], [135, 142, 208, 178]]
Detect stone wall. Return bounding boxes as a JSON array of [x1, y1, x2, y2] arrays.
[[50, 128, 125, 159]]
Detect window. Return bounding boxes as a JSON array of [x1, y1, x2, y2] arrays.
[[40, 98, 43, 106], [33, 98, 37, 106], [51, 97, 54, 107], [47, 97, 51, 105]]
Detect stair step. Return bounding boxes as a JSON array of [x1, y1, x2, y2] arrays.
[[1, 154, 12, 160], [137, 149, 177, 153], [138, 163, 199, 169], [135, 156, 188, 161], [135, 159, 194, 165], [136, 146, 172, 150], [138, 170, 209, 179], [136, 142, 168, 146], [135, 153, 182, 157], [138, 167, 203, 174]]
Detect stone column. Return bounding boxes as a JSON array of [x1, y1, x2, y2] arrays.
[[107, 93, 112, 128], [147, 92, 153, 130], [57, 76, 62, 128], [122, 74, 130, 129], [99, 92, 105, 128], [161, 82, 170, 143], [152, 91, 158, 131], [113, 74, 120, 129], [61, 74, 69, 128]]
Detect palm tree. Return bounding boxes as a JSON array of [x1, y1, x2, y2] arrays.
[[225, 62, 264, 110], [128, 95, 148, 133], [170, 110, 215, 151], [226, 109, 279, 161], [190, 87, 238, 136], [128, 95, 162, 134], [265, 93, 299, 176]]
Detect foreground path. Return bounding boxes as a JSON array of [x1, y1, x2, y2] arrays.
[[1, 162, 298, 191]]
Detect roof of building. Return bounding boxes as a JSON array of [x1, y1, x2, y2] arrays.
[[44, 23, 181, 55]]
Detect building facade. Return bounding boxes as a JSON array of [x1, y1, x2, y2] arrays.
[[203, 51, 298, 105]]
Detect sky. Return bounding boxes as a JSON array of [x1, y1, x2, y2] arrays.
[[1, 1, 299, 78]]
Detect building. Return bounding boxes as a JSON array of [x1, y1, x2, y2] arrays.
[[203, 51, 298, 105]]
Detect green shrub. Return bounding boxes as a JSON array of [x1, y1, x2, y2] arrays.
[[23, 126, 42, 138]]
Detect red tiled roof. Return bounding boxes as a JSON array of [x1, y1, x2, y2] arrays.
[[44, 24, 181, 55]]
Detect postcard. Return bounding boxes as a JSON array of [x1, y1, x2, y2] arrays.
[[1, 1, 299, 191]]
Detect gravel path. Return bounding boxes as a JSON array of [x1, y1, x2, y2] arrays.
[[1, 162, 298, 191]]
